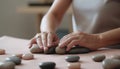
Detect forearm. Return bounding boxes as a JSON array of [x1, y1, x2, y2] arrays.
[[99, 28, 120, 47], [40, 13, 61, 33], [40, 0, 72, 33]]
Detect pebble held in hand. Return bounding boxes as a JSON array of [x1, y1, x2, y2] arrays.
[[30, 44, 43, 53], [68, 46, 91, 54], [55, 47, 66, 54]]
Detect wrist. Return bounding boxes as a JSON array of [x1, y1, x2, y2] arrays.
[[97, 33, 108, 48]]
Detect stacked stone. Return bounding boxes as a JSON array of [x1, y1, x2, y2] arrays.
[[65, 55, 80, 69]]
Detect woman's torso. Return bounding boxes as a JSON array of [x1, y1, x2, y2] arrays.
[[72, 0, 120, 34]]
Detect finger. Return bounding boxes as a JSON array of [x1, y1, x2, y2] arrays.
[[36, 36, 43, 49], [52, 34, 59, 46], [59, 35, 79, 48], [60, 32, 79, 42], [28, 37, 37, 48], [47, 32, 53, 47], [52, 39, 59, 46], [41, 32, 48, 50], [66, 40, 80, 51], [60, 34, 72, 42]]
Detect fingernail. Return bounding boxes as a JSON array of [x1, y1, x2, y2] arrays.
[[44, 47, 48, 51], [48, 44, 51, 47]]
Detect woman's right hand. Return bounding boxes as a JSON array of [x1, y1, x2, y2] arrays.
[[28, 32, 59, 51]]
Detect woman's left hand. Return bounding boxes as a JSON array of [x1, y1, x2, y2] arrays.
[[59, 32, 102, 51]]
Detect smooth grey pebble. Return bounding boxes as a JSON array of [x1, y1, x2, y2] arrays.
[[92, 54, 106, 62], [5, 56, 21, 65], [102, 59, 120, 69], [39, 62, 56, 69], [0, 61, 15, 69], [65, 56, 80, 62]]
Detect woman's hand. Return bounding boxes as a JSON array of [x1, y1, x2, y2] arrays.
[[28, 32, 59, 51], [59, 32, 102, 51]]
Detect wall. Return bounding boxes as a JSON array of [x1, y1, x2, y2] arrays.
[[0, 0, 71, 39]]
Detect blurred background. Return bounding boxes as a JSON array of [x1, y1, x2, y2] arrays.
[[0, 0, 72, 39]]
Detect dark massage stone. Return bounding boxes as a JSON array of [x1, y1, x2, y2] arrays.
[[30, 44, 43, 53], [68, 46, 91, 54], [0, 61, 15, 69], [65, 55, 80, 62], [39, 62, 56, 69], [102, 59, 120, 69], [92, 54, 106, 62], [44, 47, 56, 54], [5, 56, 21, 65]]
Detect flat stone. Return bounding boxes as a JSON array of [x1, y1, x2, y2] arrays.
[[0, 49, 5, 55], [39, 62, 56, 69], [68, 46, 91, 54], [92, 54, 106, 62], [55, 47, 66, 54], [44, 47, 56, 54], [111, 55, 120, 60], [30, 44, 43, 53], [5, 56, 21, 65], [12, 54, 23, 59], [67, 62, 80, 69], [22, 53, 34, 60], [0, 61, 15, 69], [102, 59, 120, 69], [65, 56, 80, 62]]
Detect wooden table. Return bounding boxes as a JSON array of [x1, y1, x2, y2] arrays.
[[0, 36, 120, 69], [17, 6, 72, 33]]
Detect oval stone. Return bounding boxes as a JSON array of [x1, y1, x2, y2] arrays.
[[67, 62, 80, 69], [111, 55, 120, 60], [65, 56, 80, 62], [22, 53, 34, 60], [55, 47, 66, 54], [92, 54, 106, 62], [68, 46, 91, 54], [0, 62, 15, 69], [44, 47, 56, 54], [39, 62, 56, 69], [12, 54, 23, 59], [30, 44, 43, 53], [0, 49, 5, 55], [5, 56, 21, 65], [102, 59, 120, 69]]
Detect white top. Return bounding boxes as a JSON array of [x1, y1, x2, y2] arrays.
[[72, 0, 107, 33]]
